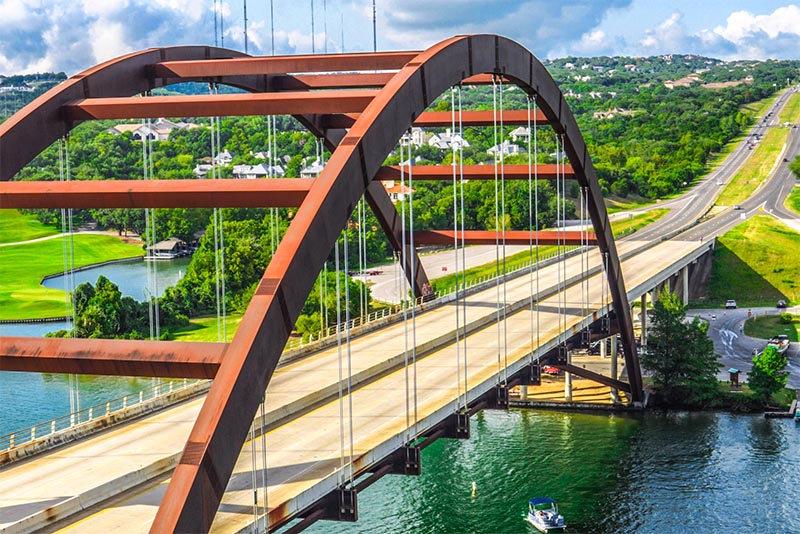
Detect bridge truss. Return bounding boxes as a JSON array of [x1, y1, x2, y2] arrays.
[[0, 35, 641, 532]]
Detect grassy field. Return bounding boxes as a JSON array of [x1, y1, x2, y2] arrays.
[[172, 313, 243, 342], [0, 235, 143, 320], [704, 91, 784, 172], [744, 314, 800, 341], [716, 126, 789, 206], [716, 91, 799, 207], [785, 185, 800, 215], [0, 209, 59, 244], [698, 216, 800, 307]]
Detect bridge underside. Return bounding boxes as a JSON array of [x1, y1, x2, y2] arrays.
[[0, 35, 642, 531]]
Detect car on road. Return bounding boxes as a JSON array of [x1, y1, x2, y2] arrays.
[[725, 299, 737, 309], [777, 300, 787, 308], [733, 205, 742, 210]]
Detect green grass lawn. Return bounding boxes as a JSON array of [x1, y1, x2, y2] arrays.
[[716, 126, 789, 206], [698, 215, 800, 307], [744, 314, 800, 341], [716, 92, 798, 207], [785, 185, 800, 215], [0, 209, 59, 244], [172, 313, 243, 342], [0, 235, 143, 320], [780, 91, 800, 123]]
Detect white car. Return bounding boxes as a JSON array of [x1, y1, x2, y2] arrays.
[[725, 299, 737, 309]]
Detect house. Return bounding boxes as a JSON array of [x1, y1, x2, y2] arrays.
[[592, 107, 637, 120], [300, 158, 325, 178], [147, 237, 189, 259], [400, 127, 430, 147], [382, 180, 415, 202], [428, 129, 470, 150], [193, 163, 214, 178], [214, 149, 234, 166], [487, 140, 525, 157], [509, 127, 530, 142], [232, 163, 286, 178], [107, 118, 198, 141]]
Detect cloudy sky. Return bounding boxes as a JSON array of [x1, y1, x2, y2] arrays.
[[3, 0, 800, 75]]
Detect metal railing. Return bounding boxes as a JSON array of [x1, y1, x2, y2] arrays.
[[283, 245, 586, 352], [1, 378, 202, 452]]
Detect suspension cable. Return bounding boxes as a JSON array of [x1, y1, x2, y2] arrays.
[[527, 96, 534, 364], [334, 237, 345, 486], [400, 139, 411, 442], [450, 86, 463, 410], [408, 132, 419, 436], [456, 87, 469, 410], [492, 75, 502, 384], [344, 228, 355, 487], [499, 78, 508, 386], [534, 99, 540, 365]]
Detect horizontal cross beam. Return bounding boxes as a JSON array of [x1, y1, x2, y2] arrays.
[[151, 51, 421, 78], [0, 336, 226, 379], [322, 109, 547, 129], [553, 363, 631, 392], [273, 73, 510, 91], [62, 91, 377, 121], [0, 178, 314, 209], [409, 230, 596, 246], [375, 163, 573, 181]]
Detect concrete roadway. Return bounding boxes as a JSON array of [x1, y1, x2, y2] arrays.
[[691, 306, 800, 389], [0, 238, 708, 533]]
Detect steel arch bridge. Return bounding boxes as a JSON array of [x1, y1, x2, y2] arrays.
[[0, 34, 641, 532]]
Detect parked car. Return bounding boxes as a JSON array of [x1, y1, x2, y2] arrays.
[[725, 299, 737, 309], [777, 300, 788, 308]]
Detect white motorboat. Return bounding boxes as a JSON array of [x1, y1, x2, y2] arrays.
[[526, 497, 566, 532]]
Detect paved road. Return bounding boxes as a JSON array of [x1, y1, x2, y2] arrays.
[[690, 307, 800, 388]]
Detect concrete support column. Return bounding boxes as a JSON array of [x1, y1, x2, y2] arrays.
[[520, 385, 528, 401], [564, 350, 572, 402], [610, 335, 619, 402], [681, 265, 689, 306], [640, 293, 648, 347], [600, 336, 607, 358]]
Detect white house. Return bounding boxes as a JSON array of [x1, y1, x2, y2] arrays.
[[428, 129, 470, 150], [509, 126, 530, 142], [382, 180, 415, 202], [300, 158, 325, 178], [487, 140, 525, 157], [233, 163, 286, 179]]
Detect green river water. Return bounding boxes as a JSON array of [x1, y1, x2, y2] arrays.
[[305, 409, 800, 533]]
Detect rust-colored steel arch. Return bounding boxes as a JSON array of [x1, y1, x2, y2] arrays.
[[0, 35, 641, 532]]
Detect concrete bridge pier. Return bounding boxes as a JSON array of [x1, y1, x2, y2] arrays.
[[610, 335, 620, 403], [564, 349, 573, 402]]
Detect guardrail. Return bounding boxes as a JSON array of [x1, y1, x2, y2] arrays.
[[0, 378, 201, 453], [2, 233, 633, 455]]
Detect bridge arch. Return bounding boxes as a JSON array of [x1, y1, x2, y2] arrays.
[[0, 35, 640, 531]]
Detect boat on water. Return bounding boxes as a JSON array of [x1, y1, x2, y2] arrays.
[[526, 497, 566, 532]]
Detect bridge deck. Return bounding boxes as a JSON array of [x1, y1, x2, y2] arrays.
[[0, 239, 708, 533]]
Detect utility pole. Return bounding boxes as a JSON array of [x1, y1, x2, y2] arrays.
[[372, 0, 377, 52]]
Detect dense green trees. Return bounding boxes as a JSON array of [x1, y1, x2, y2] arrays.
[[748, 345, 789, 404], [641, 289, 721, 406]]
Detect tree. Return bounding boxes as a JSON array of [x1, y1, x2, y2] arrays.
[[640, 288, 721, 405], [747, 345, 789, 404]]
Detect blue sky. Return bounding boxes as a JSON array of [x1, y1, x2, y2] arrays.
[[1, 1, 800, 75]]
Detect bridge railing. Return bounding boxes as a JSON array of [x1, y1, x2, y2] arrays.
[[284, 245, 584, 352], [0, 378, 201, 453]]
